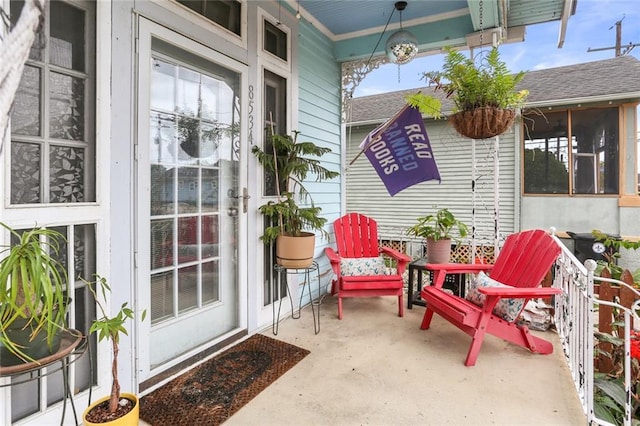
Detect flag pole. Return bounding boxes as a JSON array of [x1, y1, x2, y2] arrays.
[[348, 102, 412, 166]]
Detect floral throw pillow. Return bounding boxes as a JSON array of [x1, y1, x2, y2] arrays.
[[465, 271, 525, 322], [340, 257, 391, 276]]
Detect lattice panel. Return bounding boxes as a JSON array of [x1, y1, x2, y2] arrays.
[[379, 239, 405, 254], [379, 238, 497, 264], [451, 244, 496, 264]]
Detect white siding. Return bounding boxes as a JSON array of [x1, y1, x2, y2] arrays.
[[345, 119, 517, 246]]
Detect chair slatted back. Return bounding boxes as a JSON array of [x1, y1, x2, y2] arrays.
[[490, 229, 561, 288], [333, 213, 380, 259]]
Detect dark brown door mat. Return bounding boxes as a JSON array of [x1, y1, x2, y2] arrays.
[[140, 334, 310, 425]]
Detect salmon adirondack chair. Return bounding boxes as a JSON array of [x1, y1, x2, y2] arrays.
[[420, 229, 562, 366], [325, 213, 411, 319]]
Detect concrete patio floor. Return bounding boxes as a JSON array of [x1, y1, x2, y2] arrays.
[[226, 295, 586, 426]]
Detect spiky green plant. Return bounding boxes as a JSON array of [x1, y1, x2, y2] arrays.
[[0, 223, 68, 363]]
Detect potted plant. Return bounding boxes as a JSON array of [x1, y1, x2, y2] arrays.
[[406, 47, 529, 139], [252, 130, 339, 268], [82, 275, 146, 426], [406, 208, 469, 264], [0, 223, 69, 366]]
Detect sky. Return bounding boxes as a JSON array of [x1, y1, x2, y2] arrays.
[[354, 0, 640, 97]]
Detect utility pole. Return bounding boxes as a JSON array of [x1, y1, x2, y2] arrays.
[[587, 16, 640, 57]]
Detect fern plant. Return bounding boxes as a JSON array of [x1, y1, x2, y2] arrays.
[[406, 47, 529, 118]]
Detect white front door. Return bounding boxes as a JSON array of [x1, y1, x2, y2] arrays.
[[136, 19, 247, 377]]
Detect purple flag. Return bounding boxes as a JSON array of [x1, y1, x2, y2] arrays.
[[360, 105, 440, 196]]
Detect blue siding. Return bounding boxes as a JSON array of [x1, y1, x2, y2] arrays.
[[297, 20, 342, 275]]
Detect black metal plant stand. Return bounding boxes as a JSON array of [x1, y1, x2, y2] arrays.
[[272, 261, 321, 335], [0, 329, 88, 426]]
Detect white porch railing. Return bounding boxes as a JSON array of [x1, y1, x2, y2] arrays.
[[552, 232, 640, 426]]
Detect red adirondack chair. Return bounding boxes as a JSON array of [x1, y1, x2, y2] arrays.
[[420, 229, 562, 366], [325, 213, 411, 319]]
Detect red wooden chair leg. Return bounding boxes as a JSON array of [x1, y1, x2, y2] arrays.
[[398, 295, 404, 317], [420, 308, 435, 329], [464, 329, 487, 366], [337, 296, 344, 320]]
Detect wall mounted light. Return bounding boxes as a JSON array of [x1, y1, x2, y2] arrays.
[[385, 1, 418, 65]]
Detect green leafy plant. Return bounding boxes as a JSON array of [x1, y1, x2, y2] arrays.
[[0, 223, 68, 363], [592, 230, 640, 285], [83, 275, 146, 416], [406, 208, 468, 242], [593, 324, 640, 424], [252, 131, 339, 245], [406, 47, 529, 118]]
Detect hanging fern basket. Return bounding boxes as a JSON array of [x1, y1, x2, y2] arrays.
[[450, 107, 516, 139]]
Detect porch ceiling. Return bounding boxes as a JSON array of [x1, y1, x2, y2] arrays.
[[291, 0, 577, 62]]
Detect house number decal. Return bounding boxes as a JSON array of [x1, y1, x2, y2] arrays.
[[248, 84, 254, 145]]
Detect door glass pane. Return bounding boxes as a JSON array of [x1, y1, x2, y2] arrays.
[[12, 65, 41, 136], [151, 60, 177, 111], [178, 265, 199, 313], [151, 271, 174, 323], [177, 216, 199, 264], [150, 112, 177, 164], [202, 260, 219, 304], [201, 168, 218, 212], [202, 215, 218, 258], [151, 219, 174, 269], [50, 72, 85, 141], [151, 164, 175, 215], [177, 168, 199, 213], [11, 142, 41, 204], [50, 1, 86, 71], [49, 145, 85, 202]]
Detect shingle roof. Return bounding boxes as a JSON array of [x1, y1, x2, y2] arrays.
[[348, 55, 640, 124]]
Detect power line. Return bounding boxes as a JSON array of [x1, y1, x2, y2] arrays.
[[587, 16, 639, 57]]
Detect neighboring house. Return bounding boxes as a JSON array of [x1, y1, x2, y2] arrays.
[[346, 55, 640, 263], [0, 0, 576, 423]]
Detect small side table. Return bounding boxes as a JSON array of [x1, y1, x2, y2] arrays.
[[407, 259, 466, 309], [273, 261, 321, 335]]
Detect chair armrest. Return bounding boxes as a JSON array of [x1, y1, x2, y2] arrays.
[[380, 247, 411, 262], [426, 263, 494, 274], [324, 247, 340, 263], [478, 286, 562, 298], [324, 247, 342, 276], [426, 263, 494, 289], [380, 247, 411, 274]]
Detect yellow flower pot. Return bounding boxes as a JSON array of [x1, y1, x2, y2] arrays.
[[82, 392, 140, 426]]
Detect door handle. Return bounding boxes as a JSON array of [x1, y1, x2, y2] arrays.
[[227, 187, 250, 213]]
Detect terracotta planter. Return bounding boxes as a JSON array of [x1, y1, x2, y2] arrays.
[[276, 232, 315, 268], [83, 393, 140, 426], [450, 107, 516, 139], [426, 238, 452, 264]]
